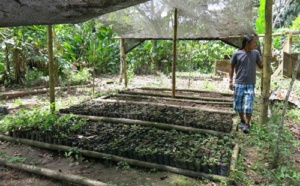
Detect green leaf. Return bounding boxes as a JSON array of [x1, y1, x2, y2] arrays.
[[0, 63, 5, 72]]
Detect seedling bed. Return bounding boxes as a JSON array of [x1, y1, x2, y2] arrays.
[[102, 93, 232, 111], [120, 87, 233, 102], [7, 121, 234, 176], [59, 100, 234, 132]]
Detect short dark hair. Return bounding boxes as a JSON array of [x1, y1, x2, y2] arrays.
[[241, 35, 254, 49]]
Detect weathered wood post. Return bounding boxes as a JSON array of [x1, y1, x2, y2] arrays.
[[172, 8, 178, 98], [47, 25, 55, 113]]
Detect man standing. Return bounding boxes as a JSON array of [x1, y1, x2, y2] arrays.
[[229, 35, 263, 133]]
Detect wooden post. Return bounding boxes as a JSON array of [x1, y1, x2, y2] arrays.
[[260, 0, 272, 125], [287, 33, 292, 53], [47, 25, 55, 113], [120, 39, 127, 87], [172, 8, 178, 98]]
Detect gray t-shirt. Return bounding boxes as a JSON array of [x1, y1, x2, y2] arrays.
[[230, 49, 261, 85]]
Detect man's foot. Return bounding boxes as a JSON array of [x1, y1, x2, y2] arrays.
[[243, 124, 250, 133], [238, 122, 246, 129]]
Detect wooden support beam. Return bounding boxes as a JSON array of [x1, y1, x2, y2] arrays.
[[47, 25, 55, 113], [172, 8, 178, 98]]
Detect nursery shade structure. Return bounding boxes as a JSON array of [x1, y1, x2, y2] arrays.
[[0, 0, 150, 27], [98, 0, 259, 49]]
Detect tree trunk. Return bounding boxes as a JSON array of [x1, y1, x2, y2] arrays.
[[12, 48, 21, 84], [47, 25, 55, 113], [5, 44, 10, 73], [272, 56, 300, 168], [0, 158, 108, 186], [260, 0, 272, 125]]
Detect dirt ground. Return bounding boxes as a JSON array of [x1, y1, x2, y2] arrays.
[[0, 74, 299, 186]]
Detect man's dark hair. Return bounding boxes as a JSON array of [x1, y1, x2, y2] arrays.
[[240, 35, 254, 49]]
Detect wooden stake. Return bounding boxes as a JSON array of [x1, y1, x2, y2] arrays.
[[47, 25, 55, 113], [120, 39, 127, 87], [172, 8, 178, 98]]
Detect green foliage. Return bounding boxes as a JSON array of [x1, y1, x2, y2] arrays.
[[274, 0, 300, 28], [7, 156, 26, 163], [127, 40, 234, 75], [270, 166, 300, 185], [256, 0, 265, 34], [0, 63, 4, 72], [117, 161, 131, 170], [291, 15, 300, 31], [237, 101, 299, 185], [273, 36, 281, 50], [69, 68, 92, 86], [0, 107, 87, 136], [24, 68, 47, 86], [12, 98, 24, 107], [64, 147, 84, 162]]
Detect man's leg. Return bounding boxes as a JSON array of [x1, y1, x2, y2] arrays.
[[239, 113, 245, 122], [243, 85, 255, 133], [245, 113, 252, 125]]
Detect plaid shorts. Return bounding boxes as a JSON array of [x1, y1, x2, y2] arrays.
[[233, 84, 255, 113]]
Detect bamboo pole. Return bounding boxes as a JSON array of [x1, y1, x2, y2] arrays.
[[120, 39, 128, 87], [172, 8, 178, 98], [134, 87, 233, 96], [0, 158, 108, 186], [119, 90, 233, 102], [60, 114, 233, 136], [47, 25, 55, 113], [229, 144, 239, 178], [0, 84, 94, 99], [260, 0, 272, 125], [0, 135, 232, 183], [110, 93, 233, 106], [92, 98, 235, 114], [273, 56, 300, 168]]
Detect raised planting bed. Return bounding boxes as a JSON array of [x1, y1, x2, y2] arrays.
[[59, 100, 234, 133], [4, 121, 234, 177], [101, 93, 232, 111], [120, 87, 233, 102]]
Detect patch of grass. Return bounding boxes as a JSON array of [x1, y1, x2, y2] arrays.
[[117, 161, 131, 171], [0, 151, 5, 157], [234, 98, 300, 185], [8, 156, 26, 163]]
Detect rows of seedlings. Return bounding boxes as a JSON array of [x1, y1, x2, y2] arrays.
[[8, 121, 233, 176], [121, 88, 233, 101], [59, 100, 233, 133], [103, 94, 232, 111]]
